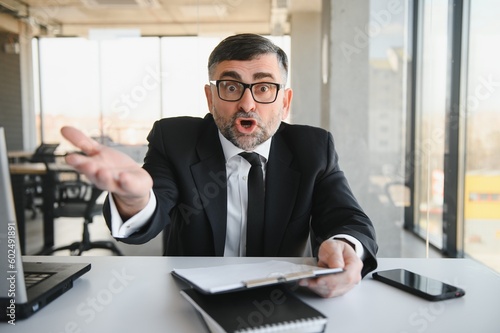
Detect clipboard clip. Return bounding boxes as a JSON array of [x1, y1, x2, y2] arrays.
[[243, 271, 316, 288]]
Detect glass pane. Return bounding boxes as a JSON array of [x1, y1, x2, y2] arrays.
[[367, 0, 411, 256], [37, 37, 100, 151], [100, 37, 161, 145], [463, 0, 500, 273], [160, 35, 290, 119], [37, 37, 161, 156], [37, 36, 290, 152], [161, 37, 221, 118], [414, 0, 448, 249]]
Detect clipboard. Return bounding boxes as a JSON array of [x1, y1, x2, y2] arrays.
[[171, 260, 343, 294]]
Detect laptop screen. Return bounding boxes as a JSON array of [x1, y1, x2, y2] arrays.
[[0, 127, 28, 302]]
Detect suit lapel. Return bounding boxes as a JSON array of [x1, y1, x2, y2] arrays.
[[190, 116, 227, 256], [263, 130, 301, 256], [188, 117, 301, 257]]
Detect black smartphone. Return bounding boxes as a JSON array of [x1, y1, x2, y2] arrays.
[[372, 269, 465, 301]]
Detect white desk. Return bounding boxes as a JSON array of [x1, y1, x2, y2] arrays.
[[3, 257, 500, 332]]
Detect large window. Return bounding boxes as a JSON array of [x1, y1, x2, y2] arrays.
[[36, 37, 100, 148], [99, 37, 161, 145], [414, 0, 448, 249], [35, 37, 162, 149], [161, 37, 220, 119], [463, 0, 500, 272], [34, 35, 291, 150], [410, 0, 500, 273], [367, 0, 411, 256]]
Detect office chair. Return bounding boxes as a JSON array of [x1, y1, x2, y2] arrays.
[[30, 143, 60, 163], [24, 143, 60, 219], [39, 166, 123, 256]]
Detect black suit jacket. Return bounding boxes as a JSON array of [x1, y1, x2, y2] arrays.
[[104, 114, 378, 276]]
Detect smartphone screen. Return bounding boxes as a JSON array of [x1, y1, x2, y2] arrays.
[[372, 269, 465, 301]]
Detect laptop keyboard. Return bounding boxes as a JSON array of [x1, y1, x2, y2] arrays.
[[24, 272, 54, 289]]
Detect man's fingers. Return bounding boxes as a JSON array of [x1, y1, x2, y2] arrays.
[[61, 126, 100, 155], [301, 240, 363, 298], [64, 151, 91, 168], [115, 169, 153, 196], [59, 126, 153, 217], [318, 239, 345, 269]]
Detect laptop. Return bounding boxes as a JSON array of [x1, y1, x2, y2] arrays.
[[0, 128, 91, 321]]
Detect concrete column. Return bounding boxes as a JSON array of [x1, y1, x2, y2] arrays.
[[321, 0, 370, 203], [19, 22, 37, 149], [289, 12, 322, 127]]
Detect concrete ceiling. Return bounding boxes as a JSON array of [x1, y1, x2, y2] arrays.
[[0, 0, 321, 37]]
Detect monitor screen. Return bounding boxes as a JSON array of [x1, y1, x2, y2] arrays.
[[0, 127, 27, 302]]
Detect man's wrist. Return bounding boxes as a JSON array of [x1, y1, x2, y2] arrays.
[[335, 237, 356, 250], [113, 192, 151, 220], [330, 234, 365, 259], [110, 189, 156, 238]]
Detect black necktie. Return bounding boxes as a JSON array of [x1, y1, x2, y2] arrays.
[[239, 152, 265, 256]]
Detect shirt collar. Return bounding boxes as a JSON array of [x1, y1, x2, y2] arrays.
[[218, 131, 271, 163]]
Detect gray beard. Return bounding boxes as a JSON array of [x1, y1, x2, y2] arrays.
[[213, 110, 282, 151]]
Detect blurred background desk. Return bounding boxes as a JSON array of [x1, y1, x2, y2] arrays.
[[9, 162, 56, 254], [7, 150, 34, 163], [9, 160, 103, 256]]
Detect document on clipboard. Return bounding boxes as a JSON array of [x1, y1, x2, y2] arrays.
[[171, 260, 343, 294]]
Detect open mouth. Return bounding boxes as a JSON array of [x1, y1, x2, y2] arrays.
[[240, 120, 253, 128], [235, 118, 258, 133]]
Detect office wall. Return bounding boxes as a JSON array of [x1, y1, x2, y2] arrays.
[[0, 33, 24, 150]]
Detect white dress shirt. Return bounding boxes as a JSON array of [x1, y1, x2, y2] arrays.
[[218, 131, 271, 256], [109, 131, 364, 258]]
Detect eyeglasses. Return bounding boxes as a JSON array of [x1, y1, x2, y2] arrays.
[[210, 80, 284, 104]]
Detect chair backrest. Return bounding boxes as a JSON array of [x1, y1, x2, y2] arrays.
[[54, 179, 104, 221], [30, 143, 60, 163], [82, 186, 104, 220]]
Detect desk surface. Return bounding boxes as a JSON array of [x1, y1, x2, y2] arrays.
[[7, 150, 33, 161], [9, 162, 84, 254], [9, 162, 47, 175], [9, 162, 76, 175], [3, 257, 500, 333]]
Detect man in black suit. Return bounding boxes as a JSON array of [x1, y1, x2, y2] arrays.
[[61, 33, 377, 298]]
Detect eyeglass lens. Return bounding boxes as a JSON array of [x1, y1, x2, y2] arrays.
[[217, 80, 279, 103]]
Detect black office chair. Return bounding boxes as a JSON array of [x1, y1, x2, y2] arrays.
[[30, 143, 60, 163], [39, 165, 123, 256], [24, 143, 60, 219]]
